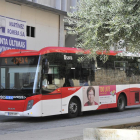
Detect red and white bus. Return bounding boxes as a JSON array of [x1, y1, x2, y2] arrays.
[[0, 46, 140, 117]]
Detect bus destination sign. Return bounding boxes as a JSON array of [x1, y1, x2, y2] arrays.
[[1, 56, 38, 66]]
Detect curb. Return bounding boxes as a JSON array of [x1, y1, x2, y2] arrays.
[[100, 122, 140, 129]]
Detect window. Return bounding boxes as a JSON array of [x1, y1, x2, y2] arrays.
[[26, 26, 35, 37], [44, 53, 95, 88], [135, 92, 139, 103], [114, 61, 128, 69]]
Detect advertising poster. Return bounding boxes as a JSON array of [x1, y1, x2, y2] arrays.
[[83, 86, 99, 106], [99, 85, 116, 104], [0, 15, 26, 53]]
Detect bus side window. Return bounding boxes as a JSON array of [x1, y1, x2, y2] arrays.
[[80, 68, 89, 86], [63, 67, 74, 87]]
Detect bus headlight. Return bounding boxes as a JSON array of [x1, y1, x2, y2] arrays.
[[26, 100, 34, 110]]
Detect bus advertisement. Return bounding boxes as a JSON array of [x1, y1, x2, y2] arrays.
[[0, 47, 140, 117]]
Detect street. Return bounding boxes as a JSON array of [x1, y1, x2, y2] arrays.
[[0, 105, 140, 140]]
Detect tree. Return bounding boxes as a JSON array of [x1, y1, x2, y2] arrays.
[[64, 0, 140, 61]]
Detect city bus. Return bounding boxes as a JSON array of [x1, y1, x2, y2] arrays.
[[0, 46, 140, 117]]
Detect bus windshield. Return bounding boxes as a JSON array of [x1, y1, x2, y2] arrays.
[[0, 56, 41, 97]]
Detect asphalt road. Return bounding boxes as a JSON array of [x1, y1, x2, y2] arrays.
[[0, 105, 140, 139]]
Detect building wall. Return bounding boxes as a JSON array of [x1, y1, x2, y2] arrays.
[[28, 0, 79, 12], [21, 6, 59, 50], [0, 0, 61, 52], [27, 0, 80, 48]]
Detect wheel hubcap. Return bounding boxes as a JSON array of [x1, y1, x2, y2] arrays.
[[69, 102, 77, 114]]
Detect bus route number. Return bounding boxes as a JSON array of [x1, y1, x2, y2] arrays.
[[13, 57, 28, 64]]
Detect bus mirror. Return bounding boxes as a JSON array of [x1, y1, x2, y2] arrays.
[[43, 59, 49, 74]]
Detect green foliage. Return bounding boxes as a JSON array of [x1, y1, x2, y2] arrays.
[[64, 0, 140, 61]]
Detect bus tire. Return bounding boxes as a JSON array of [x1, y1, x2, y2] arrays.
[[68, 98, 79, 118], [117, 94, 126, 112]]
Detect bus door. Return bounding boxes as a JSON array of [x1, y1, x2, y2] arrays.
[[41, 58, 62, 116], [61, 63, 79, 114]]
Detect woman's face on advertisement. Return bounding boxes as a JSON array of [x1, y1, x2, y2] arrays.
[[88, 89, 95, 105]]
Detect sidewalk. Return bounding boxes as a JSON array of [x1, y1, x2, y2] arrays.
[[1, 116, 140, 140]]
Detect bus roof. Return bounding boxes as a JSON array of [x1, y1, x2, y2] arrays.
[[0, 46, 118, 57]]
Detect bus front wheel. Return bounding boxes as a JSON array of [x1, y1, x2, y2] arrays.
[[117, 94, 126, 112], [68, 98, 79, 118]]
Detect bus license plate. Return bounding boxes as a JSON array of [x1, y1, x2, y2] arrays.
[[6, 112, 18, 116]]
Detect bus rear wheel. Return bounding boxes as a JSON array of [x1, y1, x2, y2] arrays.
[[68, 98, 79, 118], [117, 94, 126, 112]]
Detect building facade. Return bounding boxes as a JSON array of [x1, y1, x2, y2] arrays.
[[27, 0, 79, 48], [0, 0, 67, 53]]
